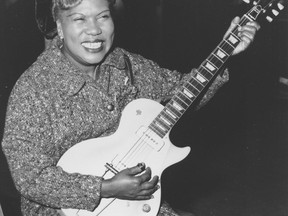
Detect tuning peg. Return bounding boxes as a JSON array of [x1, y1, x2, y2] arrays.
[[272, 9, 280, 16], [266, 16, 273, 22], [242, 0, 250, 3], [278, 3, 284, 10]]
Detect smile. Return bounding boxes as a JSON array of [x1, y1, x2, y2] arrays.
[[82, 42, 102, 49]]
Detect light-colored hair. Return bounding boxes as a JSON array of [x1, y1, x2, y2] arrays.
[[52, 0, 116, 21]]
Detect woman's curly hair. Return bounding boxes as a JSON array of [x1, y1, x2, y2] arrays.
[[52, 0, 116, 21]]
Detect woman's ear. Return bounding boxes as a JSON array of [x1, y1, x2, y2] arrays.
[[56, 20, 64, 40]]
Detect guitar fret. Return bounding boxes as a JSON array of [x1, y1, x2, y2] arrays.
[[173, 96, 189, 110], [212, 48, 228, 67], [219, 40, 234, 55], [231, 32, 241, 40], [201, 61, 217, 75], [205, 61, 217, 72], [223, 38, 236, 49], [198, 67, 213, 80], [149, 124, 165, 138], [182, 87, 195, 99], [236, 23, 242, 29], [158, 112, 172, 126], [164, 107, 180, 119], [206, 59, 219, 71], [175, 93, 190, 107], [216, 47, 229, 59], [170, 100, 185, 112], [159, 115, 172, 126], [185, 80, 201, 96], [193, 73, 207, 86], [154, 117, 171, 131], [166, 104, 182, 117], [227, 34, 240, 46], [209, 53, 224, 68], [161, 110, 177, 124], [193, 73, 207, 87], [245, 13, 255, 22]]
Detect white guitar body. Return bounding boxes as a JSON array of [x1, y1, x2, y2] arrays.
[[57, 98, 191, 216]]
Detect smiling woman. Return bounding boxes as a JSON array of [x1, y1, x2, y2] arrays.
[[1, 0, 259, 215], [53, 0, 115, 77]]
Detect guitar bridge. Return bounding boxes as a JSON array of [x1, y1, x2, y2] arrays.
[[104, 163, 119, 175]]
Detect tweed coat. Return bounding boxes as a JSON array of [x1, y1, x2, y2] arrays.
[[2, 37, 228, 215]]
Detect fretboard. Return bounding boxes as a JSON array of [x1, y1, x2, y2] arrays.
[[149, 5, 262, 138]]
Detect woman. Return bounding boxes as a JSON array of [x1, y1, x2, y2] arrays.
[[1, 0, 259, 215]]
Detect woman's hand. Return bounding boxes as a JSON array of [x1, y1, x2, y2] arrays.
[[224, 16, 261, 56], [101, 163, 160, 200]]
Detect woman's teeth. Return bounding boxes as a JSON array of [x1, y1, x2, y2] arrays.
[[82, 42, 102, 49]]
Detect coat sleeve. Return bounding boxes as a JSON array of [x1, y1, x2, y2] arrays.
[[1, 76, 103, 211]]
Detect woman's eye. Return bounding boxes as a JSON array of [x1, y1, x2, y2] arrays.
[[99, 14, 110, 20], [74, 17, 85, 22]]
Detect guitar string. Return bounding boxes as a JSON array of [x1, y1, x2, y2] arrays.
[[123, 139, 152, 168], [113, 127, 155, 171], [116, 128, 154, 170], [118, 136, 149, 169], [110, 129, 149, 170]]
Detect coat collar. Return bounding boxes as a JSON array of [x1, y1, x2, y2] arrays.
[[48, 37, 128, 96]]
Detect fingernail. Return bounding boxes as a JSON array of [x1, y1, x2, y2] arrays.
[[137, 162, 145, 171]]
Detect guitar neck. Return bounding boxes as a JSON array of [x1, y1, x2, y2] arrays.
[[149, 6, 263, 138]]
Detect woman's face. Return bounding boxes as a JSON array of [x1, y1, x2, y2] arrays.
[[56, 0, 115, 71]]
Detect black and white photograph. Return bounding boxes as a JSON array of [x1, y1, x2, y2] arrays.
[[0, 0, 287, 215]]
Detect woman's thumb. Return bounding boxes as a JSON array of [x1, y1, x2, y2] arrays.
[[125, 163, 146, 175]]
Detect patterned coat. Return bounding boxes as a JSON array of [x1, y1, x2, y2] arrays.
[[2, 37, 228, 215]]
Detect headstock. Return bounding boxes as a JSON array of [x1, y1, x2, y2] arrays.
[[241, 0, 286, 22]]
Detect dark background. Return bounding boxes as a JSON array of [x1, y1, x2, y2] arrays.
[[0, 0, 287, 215]]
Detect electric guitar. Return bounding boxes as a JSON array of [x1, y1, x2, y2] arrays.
[[57, 1, 286, 215]]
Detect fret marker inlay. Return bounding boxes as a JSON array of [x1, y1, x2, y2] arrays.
[[205, 62, 216, 71], [228, 35, 238, 44], [172, 102, 183, 111], [216, 49, 226, 59], [155, 122, 166, 132], [195, 73, 206, 83], [183, 89, 194, 98], [166, 109, 177, 119], [160, 116, 171, 126]]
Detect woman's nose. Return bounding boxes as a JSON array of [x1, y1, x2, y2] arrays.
[[85, 21, 102, 35]]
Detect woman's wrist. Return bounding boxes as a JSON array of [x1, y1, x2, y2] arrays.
[[101, 179, 114, 198]]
